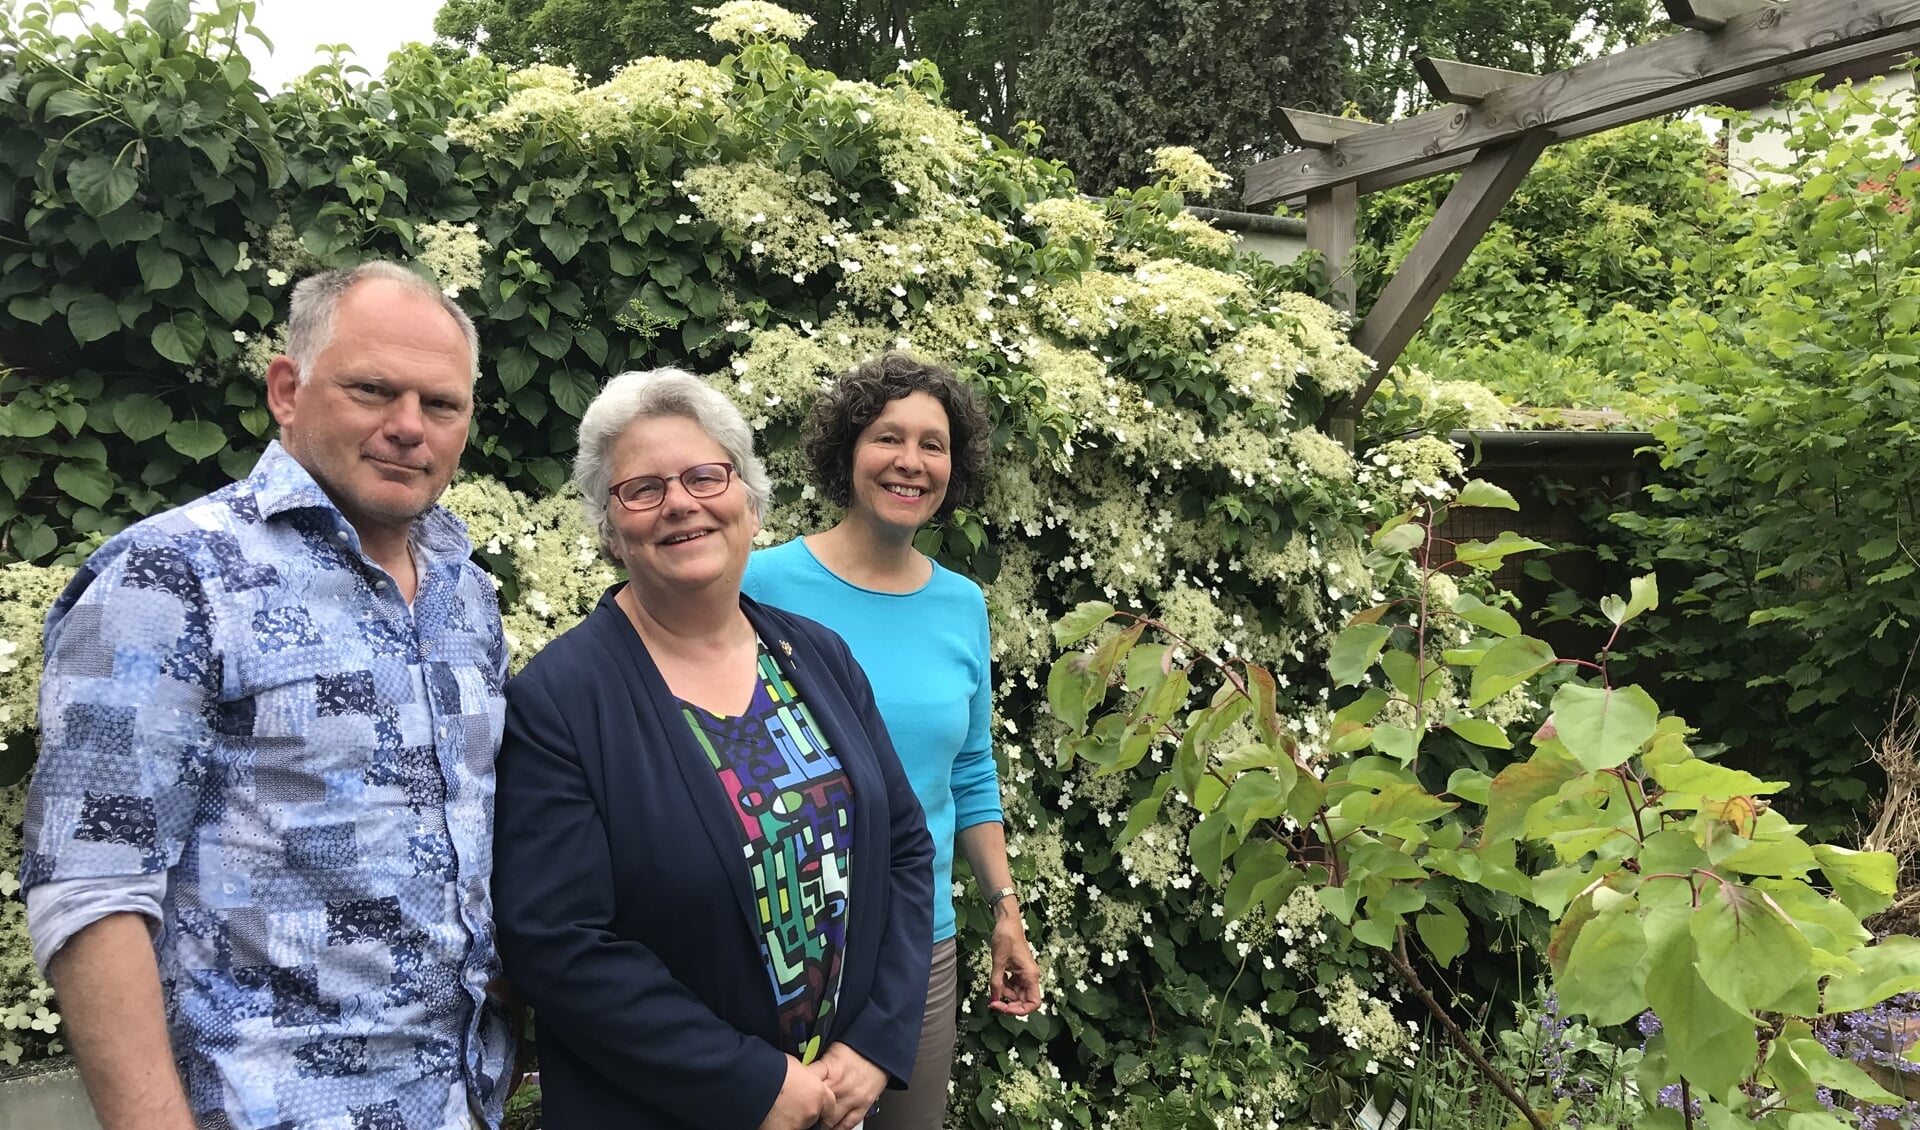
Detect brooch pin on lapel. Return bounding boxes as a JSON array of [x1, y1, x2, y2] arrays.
[[779, 639, 793, 657]]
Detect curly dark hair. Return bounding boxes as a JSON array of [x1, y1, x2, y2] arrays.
[[804, 352, 992, 522]]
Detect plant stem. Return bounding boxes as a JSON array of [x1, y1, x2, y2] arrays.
[[1386, 937, 1548, 1130]]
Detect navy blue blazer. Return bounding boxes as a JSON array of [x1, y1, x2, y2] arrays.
[[492, 587, 935, 1130]]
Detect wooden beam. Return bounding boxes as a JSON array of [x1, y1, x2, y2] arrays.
[[1344, 133, 1553, 404], [1275, 107, 1382, 149], [1247, 0, 1920, 206], [1663, 0, 1769, 31], [1415, 57, 1535, 104], [1276, 23, 1920, 204], [1305, 183, 1359, 313]]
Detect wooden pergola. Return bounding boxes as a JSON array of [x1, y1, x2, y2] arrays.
[[1241, 0, 1920, 440]]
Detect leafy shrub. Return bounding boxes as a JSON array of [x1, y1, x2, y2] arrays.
[[0, 2, 1471, 1124]]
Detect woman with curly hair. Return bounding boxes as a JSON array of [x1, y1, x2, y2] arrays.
[[744, 352, 1041, 1130]]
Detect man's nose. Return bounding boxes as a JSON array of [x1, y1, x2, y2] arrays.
[[385, 395, 426, 442]]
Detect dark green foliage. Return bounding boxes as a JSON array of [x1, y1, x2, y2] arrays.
[[1019, 0, 1359, 205], [433, 0, 1041, 134], [1348, 0, 1662, 122]]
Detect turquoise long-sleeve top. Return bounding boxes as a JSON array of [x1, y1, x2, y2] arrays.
[[744, 537, 1001, 942]]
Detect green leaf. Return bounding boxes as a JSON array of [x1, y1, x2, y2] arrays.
[[1328, 622, 1391, 687], [1444, 767, 1492, 804], [1468, 635, 1556, 706], [1373, 522, 1425, 554], [1622, 574, 1659, 623], [1046, 653, 1100, 734], [1555, 896, 1649, 1025], [1453, 479, 1519, 510], [549, 367, 598, 419], [146, 0, 192, 38], [1453, 531, 1550, 570], [496, 346, 538, 394], [9, 296, 53, 325], [1218, 770, 1289, 839], [194, 269, 250, 323], [1347, 782, 1455, 828], [1692, 881, 1812, 1012], [1824, 936, 1920, 1013], [1450, 592, 1520, 637], [53, 460, 114, 508], [1811, 845, 1897, 918], [1053, 601, 1116, 647], [66, 155, 138, 217], [1116, 775, 1171, 849], [540, 223, 588, 263], [1549, 683, 1659, 771], [1644, 908, 1758, 1103], [65, 293, 120, 344], [1223, 840, 1291, 922], [165, 420, 226, 460], [1786, 1035, 1908, 1106], [1318, 885, 1358, 924], [1485, 747, 1585, 843], [1445, 717, 1513, 750], [1335, 689, 1390, 726], [1188, 814, 1236, 886], [42, 88, 99, 119], [1415, 906, 1469, 965], [151, 313, 206, 365], [112, 394, 173, 442]]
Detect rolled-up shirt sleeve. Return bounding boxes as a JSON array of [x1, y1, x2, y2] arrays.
[[25, 873, 165, 976]]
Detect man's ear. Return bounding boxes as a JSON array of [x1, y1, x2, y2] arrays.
[[266, 356, 301, 430]]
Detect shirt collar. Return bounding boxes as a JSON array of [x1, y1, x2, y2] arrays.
[[248, 440, 474, 563]]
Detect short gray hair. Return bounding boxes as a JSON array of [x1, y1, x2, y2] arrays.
[[285, 261, 481, 383], [574, 367, 774, 556]]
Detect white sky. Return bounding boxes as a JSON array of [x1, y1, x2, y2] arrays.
[[244, 0, 447, 90], [68, 0, 448, 91]]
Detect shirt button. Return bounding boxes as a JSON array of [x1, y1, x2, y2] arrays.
[[336, 531, 349, 541], [374, 580, 386, 590], [438, 726, 449, 739]]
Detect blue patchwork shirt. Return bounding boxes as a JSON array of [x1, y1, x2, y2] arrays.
[[21, 441, 513, 1130]]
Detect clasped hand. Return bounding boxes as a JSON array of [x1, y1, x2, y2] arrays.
[[758, 1045, 884, 1130]]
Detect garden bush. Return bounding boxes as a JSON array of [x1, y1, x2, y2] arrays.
[[0, 1, 1495, 1122]]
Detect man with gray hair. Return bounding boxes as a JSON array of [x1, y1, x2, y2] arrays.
[[22, 261, 514, 1129]]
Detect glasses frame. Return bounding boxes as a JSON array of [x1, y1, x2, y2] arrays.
[[607, 462, 737, 512]]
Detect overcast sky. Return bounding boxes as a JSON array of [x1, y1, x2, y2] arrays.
[[246, 0, 446, 90]]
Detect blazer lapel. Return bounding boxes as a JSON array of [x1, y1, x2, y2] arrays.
[[597, 588, 761, 940]]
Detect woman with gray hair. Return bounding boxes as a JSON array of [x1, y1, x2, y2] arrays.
[[491, 368, 934, 1130]]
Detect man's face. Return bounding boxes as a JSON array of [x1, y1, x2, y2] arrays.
[[265, 279, 475, 546]]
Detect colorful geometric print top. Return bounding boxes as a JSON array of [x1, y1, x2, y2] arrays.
[[678, 640, 856, 1064], [22, 441, 514, 1130]]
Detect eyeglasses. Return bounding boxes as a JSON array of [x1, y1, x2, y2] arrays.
[[608, 462, 736, 512]]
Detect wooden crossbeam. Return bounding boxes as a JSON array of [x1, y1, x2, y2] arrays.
[[1246, 0, 1920, 207], [1286, 31, 1920, 203], [1663, 0, 1768, 31], [1415, 57, 1535, 104], [1275, 107, 1383, 149], [1342, 133, 1553, 404]]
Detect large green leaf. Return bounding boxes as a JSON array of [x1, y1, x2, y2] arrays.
[[1054, 601, 1116, 647], [166, 420, 226, 460], [112, 394, 173, 442], [1415, 904, 1469, 965], [1811, 845, 1897, 918], [66, 155, 138, 217], [53, 461, 114, 508], [146, 0, 193, 38], [1450, 592, 1520, 637], [1445, 717, 1512, 750], [1467, 635, 1555, 706], [1484, 748, 1585, 844], [1549, 682, 1659, 770], [1328, 622, 1391, 687], [549, 367, 598, 419], [1555, 896, 1650, 1024], [137, 241, 182, 291], [194, 269, 250, 323], [1691, 881, 1813, 1013], [1452, 479, 1519, 510], [1824, 935, 1920, 1013], [151, 314, 206, 365], [65, 293, 121, 344], [1346, 782, 1455, 829], [1644, 905, 1758, 1103], [1046, 653, 1100, 734]]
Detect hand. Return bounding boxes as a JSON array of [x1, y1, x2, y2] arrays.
[[759, 1054, 835, 1130], [810, 1043, 888, 1130], [987, 909, 1042, 1016]]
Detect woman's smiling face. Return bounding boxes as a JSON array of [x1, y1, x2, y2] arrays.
[[606, 414, 759, 596], [846, 390, 951, 535]]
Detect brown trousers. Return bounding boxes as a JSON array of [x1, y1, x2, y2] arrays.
[[864, 936, 960, 1130]]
